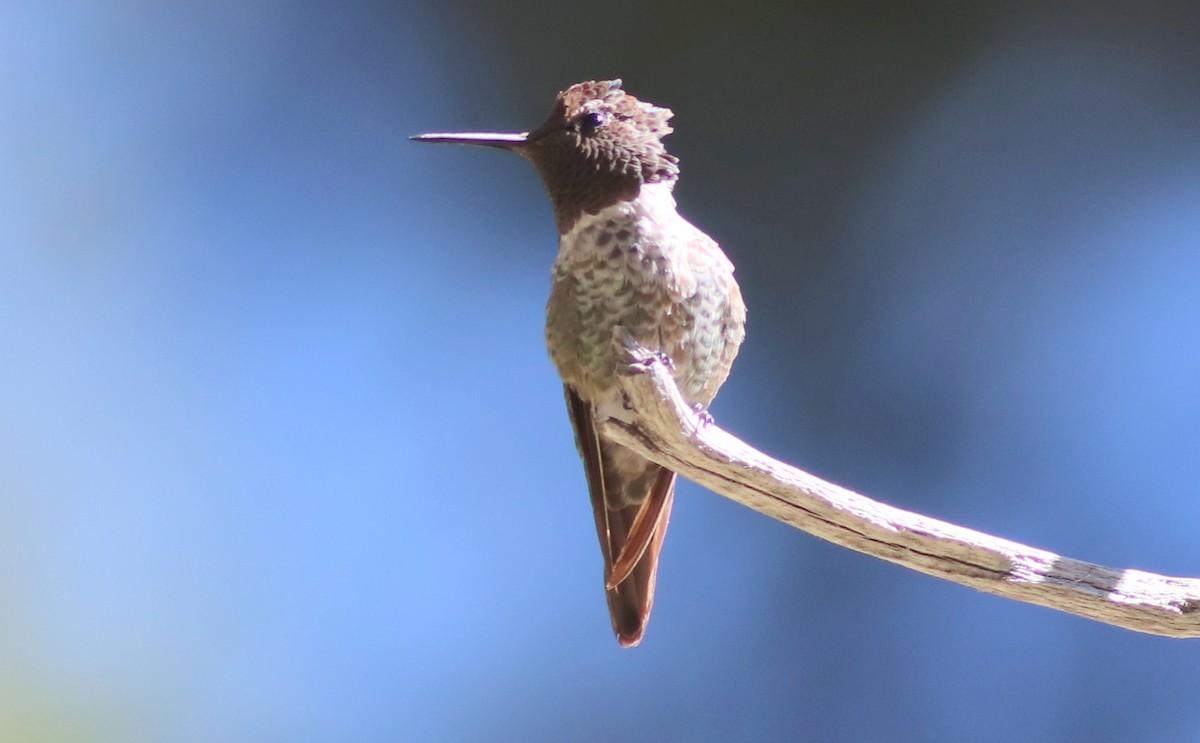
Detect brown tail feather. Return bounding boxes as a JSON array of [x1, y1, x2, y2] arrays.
[[564, 386, 676, 646]]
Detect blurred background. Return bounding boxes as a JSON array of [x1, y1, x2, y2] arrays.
[[4, 1, 1200, 740]]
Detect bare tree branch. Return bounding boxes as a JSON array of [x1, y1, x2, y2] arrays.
[[600, 329, 1200, 638]]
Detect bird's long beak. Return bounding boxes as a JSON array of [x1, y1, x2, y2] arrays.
[[409, 131, 529, 149]]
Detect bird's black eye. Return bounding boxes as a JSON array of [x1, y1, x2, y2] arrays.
[[578, 111, 607, 135]]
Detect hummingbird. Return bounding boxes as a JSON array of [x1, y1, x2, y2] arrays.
[[413, 79, 746, 646]]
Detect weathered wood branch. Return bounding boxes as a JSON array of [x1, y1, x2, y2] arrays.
[[599, 330, 1200, 638]]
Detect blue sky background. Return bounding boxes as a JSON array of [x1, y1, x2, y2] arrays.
[[4, 1, 1200, 741]]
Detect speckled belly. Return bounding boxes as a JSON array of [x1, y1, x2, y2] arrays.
[[545, 202, 745, 408]]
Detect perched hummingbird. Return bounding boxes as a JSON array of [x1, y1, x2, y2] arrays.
[[413, 79, 746, 646]]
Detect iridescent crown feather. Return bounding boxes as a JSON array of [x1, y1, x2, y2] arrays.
[[523, 79, 681, 231]]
